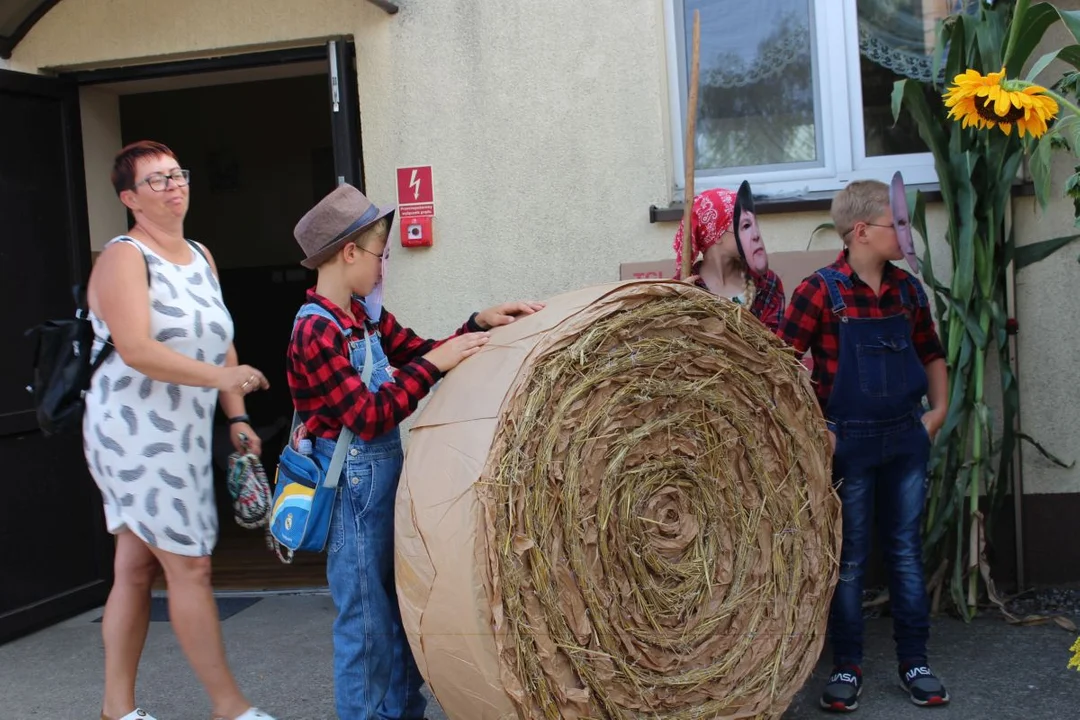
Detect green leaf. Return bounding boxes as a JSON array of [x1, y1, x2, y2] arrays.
[[1058, 10, 1080, 47], [1003, 2, 1062, 77], [996, 359, 1019, 500], [925, 483, 962, 551], [1030, 131, 1057, 210], [947, 296, 989, 349], [944, 14, 969, 84], [998, 152, 1024, 215], [951, 153, 978, 304], [911, 191, 952, 324], [976, 3, 1008, 72], [942, 371, 970, 439], [893, 80, 950, 166], [931, 17, 952, 88], [1014, 233, 1080, 270], [1018, 433, 1076, 468], [1025, 45, 1080, 82], [806, 222, 835, 251]]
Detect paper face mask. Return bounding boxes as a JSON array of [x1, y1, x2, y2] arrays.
[[364, 255, 387, 323], [733, 180, 769, 275], [891, 171, 918, 274]]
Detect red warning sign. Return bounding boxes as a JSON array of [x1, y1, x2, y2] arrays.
[[396, 166, 435, 219]]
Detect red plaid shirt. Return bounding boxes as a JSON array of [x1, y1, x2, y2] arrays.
[[693, 264, 785, 332], [776, 252, 944, 410], [287, 289, 480, 440]]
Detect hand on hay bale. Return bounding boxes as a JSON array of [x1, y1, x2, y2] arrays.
[[474, 301, 547, 329], [422, 331, 491, 372], [397, 279, 841, 720], [422, 301, 546, 372]]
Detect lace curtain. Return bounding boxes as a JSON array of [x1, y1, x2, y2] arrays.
[[858, 0, 980, 82], [694, 0, 981, 90]]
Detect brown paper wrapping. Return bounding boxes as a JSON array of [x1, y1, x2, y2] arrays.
[[396, 280, 841, 720]]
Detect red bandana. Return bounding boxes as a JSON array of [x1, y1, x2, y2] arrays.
[[673, 188, 736, 279]]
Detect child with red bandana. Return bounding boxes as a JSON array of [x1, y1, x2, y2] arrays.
[[673, 181, 785, 331]]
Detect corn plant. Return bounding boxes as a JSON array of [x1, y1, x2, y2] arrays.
[[893, 0, 1080, 620]]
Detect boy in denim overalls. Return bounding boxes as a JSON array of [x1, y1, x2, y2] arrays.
[[777, 180, 949, 712], [286, 184, 542, 719]]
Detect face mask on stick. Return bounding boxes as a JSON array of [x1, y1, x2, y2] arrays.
[[891, 171, 919, 274], [364, 254, 387, 323], [733, 180, 769, 275]]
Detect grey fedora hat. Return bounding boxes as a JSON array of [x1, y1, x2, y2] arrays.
[[294, 183, 395, 269]]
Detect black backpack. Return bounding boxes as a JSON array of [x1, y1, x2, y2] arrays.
[[26, 248, 152, 436]]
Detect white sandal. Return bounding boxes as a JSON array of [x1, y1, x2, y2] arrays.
[[102, 710, 158, 720], [212, 708, 276, 720]]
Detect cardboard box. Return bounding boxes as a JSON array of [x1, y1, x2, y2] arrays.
[[618, 259, 674, 281], [619, 249, 840, 302]]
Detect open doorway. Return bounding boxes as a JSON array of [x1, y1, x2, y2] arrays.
[[75, 46, 360, 590]]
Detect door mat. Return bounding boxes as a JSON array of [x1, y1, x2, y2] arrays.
[[94, 596, 262, 623]]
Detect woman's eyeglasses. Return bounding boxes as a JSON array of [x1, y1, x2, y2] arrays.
[[134, 169, 191, 192]]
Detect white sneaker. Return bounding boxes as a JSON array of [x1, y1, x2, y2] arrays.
[[109, 711, 158, 720], [225, 709, 276, 720]]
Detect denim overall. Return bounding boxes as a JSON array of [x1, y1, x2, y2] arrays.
[[296, 302, 425, 720], [817, 269, 932, 668]]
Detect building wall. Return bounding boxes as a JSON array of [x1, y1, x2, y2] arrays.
[[78, 87, 128, 253], [7, 0, 1080, 501]]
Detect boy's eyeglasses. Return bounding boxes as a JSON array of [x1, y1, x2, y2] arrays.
[[134, 169, 191, 192], [845, 221, 901, 237], [356, 244, 390, 261]]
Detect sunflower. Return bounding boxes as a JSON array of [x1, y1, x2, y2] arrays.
[[944, 67, 1059, 138]]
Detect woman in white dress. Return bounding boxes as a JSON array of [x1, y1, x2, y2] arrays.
[[84, 140, 276, 720]]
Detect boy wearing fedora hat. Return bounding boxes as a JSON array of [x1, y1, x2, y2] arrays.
[[286, 183, 543, 719]]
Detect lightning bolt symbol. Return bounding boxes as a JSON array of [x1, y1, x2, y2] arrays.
[[409, 169, 422, 200]]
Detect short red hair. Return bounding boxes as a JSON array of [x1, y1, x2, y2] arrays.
[[111, 140, 178, 196]]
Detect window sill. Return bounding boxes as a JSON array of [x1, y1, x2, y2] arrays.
[[648, 181, 1036, 223]]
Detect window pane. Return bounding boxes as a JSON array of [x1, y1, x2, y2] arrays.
[[858, 0, 957, 157], [686, 0, 820, 173]]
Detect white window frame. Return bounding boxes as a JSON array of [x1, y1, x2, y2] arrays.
[[664, 0, 939, 198]]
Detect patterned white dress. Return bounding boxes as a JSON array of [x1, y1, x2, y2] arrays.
[[83, 236, 234, 557]]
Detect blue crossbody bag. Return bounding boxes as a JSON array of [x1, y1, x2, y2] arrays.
[[269, 313, 374, 563]]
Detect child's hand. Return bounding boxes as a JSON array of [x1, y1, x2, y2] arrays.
[[475, 301, 545, 329], [921, 409, 946, 441], [827, 429, 836, 453], [424, 332, 490, 372]]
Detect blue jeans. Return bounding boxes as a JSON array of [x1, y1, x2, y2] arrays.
[[320, 433, 426, 720], [829, 421, 931, 667]]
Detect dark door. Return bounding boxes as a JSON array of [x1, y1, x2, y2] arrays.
[[328, 38, 364, 190], [0, 69, 112, 644]]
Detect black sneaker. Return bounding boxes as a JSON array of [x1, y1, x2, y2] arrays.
[[899, 663, 950, 706], [820, 664, 862, 712]]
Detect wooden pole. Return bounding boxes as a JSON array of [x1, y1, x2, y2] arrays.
[[681, 10, 702, 279]]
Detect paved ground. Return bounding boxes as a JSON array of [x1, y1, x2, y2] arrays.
[[1, 592, 1077, 719]]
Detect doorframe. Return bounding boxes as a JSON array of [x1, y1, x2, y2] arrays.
[[61, 41, 366, 191], [62, 45, 327, 86]]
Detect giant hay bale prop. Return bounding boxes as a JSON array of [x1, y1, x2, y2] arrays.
[[396, 280, 841, 720]]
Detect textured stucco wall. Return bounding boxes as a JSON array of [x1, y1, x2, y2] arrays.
[[78, 87, 128, 252], [7, 0, 1079, 494], [12, 0, 679, 318]]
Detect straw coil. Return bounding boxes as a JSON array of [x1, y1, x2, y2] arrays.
[[396, 280, 841, 720]]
